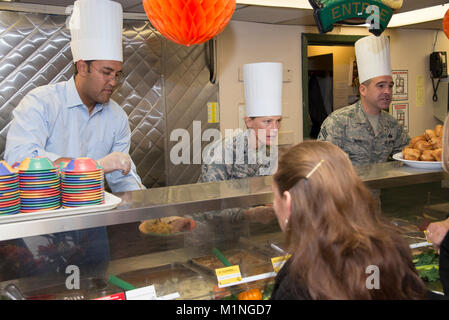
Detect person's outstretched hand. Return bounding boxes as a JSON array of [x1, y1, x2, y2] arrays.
[[97, 152, 131, 175], [243, 205, 276, 224], [426, 218, 449, 254]]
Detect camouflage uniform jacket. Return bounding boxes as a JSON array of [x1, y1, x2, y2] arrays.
[[198, 129, 277, 183], [317, 101, 410, 166], [191, 129, 277, 228]]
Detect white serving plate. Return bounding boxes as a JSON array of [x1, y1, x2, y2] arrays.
[[0, 191, 122, 223], [392, 152, 442, 170]]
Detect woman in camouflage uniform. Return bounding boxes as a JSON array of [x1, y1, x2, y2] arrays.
[[190, 62, 284, 248]]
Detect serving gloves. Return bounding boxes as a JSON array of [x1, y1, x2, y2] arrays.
[[97, 151, 131, 175]]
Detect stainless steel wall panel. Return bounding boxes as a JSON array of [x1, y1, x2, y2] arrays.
[[0, 11, 218, 188], [120, 21, 166, 188], [165, 41, 219, 186], [0, 13, 73, 158]]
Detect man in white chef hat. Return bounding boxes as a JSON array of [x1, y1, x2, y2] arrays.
[[3, 0, 144, 280], [318, 35, 409, 166], [5, 0, 143, 192]]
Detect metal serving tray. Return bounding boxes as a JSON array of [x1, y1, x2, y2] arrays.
[[11, 277, 115, 300], [114, 262, 215, 299], [114, 262, 198, 287], [190, 248, 273, 277]]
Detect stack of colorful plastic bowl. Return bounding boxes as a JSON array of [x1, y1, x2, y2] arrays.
[[61, 158, 105, 208], [18, 157, 61, 213], [0, 161, 20, 215]]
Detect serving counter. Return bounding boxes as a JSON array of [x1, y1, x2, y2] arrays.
[[0, 160, 446, 240], [0, 161, 447, 299]]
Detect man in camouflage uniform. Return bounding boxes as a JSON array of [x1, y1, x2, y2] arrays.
[[317, 100, 409, 166], [318, 35, 409, 166], [187, 62, 283, 248]]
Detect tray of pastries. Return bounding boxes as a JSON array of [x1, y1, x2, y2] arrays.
[[393, 125, 443, 169]]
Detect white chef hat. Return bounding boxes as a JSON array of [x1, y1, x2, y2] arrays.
[[355, 35, 392, 84], [69, 0, 123, 63], [243, 62, 283, 117]]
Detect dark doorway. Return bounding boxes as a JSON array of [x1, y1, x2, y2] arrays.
[[301, 34, 364, 140], [308, 53, 333, 139]]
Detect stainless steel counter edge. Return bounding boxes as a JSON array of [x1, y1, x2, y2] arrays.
[[0, 161, 447, 241]]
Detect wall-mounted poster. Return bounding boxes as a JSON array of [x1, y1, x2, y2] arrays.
[[392, 70, 408, 101], [391, 102, 409, 132]]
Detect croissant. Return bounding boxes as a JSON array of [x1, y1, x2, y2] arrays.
[[429, 136, 442, 149], [435, 124, 443, 137], [420, 150, 435, 161], [425, 129, 436, 140], [409, 135, 426, 148], [414, 140, 433, 152], [402, 147, 421, 161], [402, 126, 444, 162], [432, 148, 442, 161]]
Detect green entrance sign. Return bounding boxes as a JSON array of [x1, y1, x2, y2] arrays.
[[309, 0, 393, 36]]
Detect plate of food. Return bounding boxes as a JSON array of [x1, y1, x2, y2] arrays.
[[138, 216, 196, 236], [393, 152, 442, 170], [393, 125, 444, 170]]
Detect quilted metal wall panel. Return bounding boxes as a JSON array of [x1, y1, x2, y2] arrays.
[[0, 11, 219, 187], [165, 40, 219, 186]]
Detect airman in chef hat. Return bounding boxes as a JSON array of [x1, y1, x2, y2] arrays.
[[355, 34, 393, 115], [69, 0, 124, 106], [243, 62, 283, 146]]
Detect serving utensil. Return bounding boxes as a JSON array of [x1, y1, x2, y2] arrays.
[[270, 242, 289, 255], [409, 241, 433, 249], [212, 247, 231, 267], [108, 275, 136, 291], [3, 283, 25, 300], [130, 170, 145, 190]]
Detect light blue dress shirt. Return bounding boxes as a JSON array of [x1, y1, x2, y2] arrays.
[[5, 77, 141, 192]]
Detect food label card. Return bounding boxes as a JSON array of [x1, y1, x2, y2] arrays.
[[125, 285, 157, 300], [271, 255, 291, 273], [215, 265, 242, 286]]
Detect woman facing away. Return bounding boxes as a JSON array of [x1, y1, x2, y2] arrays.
[[270, 140, 447, 300]]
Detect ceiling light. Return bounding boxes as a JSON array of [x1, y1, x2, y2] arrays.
[[236, 1, 449, 30], [388, 4, 449, 28]]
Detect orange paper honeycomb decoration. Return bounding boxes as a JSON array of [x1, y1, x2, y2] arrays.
[[142, 0, 236, 46], [444, 9, 449, 39]]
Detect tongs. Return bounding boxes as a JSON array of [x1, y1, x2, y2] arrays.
[[130, 170, 146, 190], [3, 283, 25, 300]]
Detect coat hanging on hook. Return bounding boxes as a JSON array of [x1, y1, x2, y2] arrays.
[[142, 0, 236, 47]]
